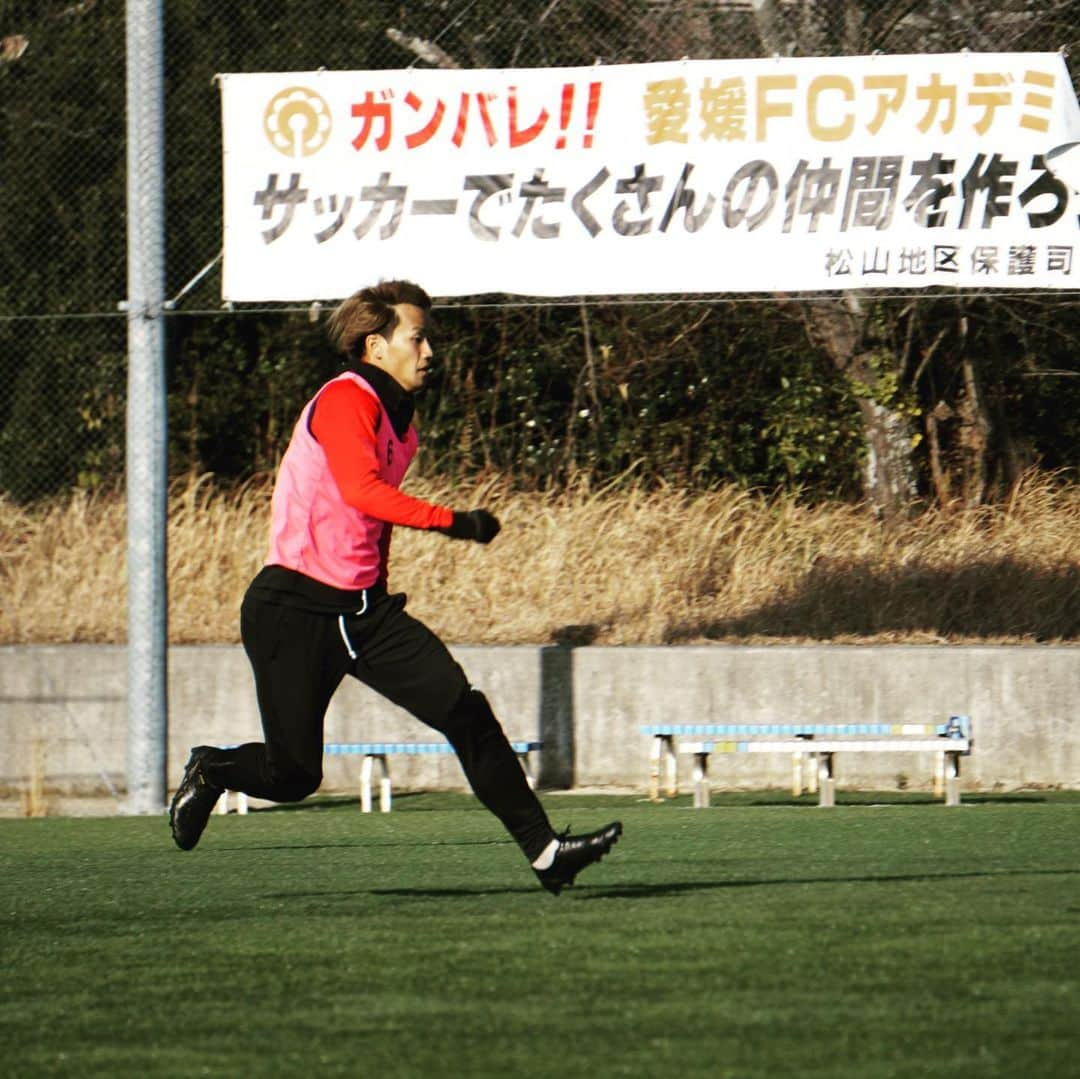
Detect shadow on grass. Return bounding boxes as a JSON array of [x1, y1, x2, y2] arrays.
[[257, 866, 1080, 903], [212, 836, 516, 853], [663, 555, 1080, 642], [366, 886, 540, 898], [254, 886, 540, 900], [577, 866, 1080, 900], [249, 791, 465, 814]]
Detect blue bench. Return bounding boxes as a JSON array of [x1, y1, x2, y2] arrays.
[[641, 719, 973, 808], [219, 740, 543, 814]]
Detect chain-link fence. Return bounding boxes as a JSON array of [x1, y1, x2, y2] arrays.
[[2, 0, 1080, 505]]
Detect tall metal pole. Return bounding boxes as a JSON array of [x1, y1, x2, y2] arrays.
[[125, 0, 168, 814]]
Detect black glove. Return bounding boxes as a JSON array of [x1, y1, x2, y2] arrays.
[[440, 509, 501, 544]]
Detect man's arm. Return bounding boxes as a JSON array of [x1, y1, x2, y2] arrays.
[[311, 379, 453, 529], [311, 380, 500, 543]]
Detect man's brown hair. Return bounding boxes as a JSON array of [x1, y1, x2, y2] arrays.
[[326, 280, 432, 359]]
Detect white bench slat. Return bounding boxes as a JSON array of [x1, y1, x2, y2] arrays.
[[680, 738, 971, 754], [641, 721, 969, 738], [325, 741, 541, 755]]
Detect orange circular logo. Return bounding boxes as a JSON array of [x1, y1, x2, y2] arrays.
[[264, 86, 332, 157]]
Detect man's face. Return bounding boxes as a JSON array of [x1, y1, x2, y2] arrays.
[[369, 303, 433, 393]]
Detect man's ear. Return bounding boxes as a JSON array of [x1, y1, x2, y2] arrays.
[[365, 332, 384, 361]]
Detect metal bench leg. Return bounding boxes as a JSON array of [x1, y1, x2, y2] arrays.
[[378, 756, 392, 813], [793, 742, 819, 795], [650, 735, 678, 801], [692, 751, 710, 809], [944, 751, 961, 806], [361, 754, 392, 812], [361, 754, 375, 813], [648, 736, 661, 801], [818, 752, 835, 807], [664, 736, 678, 798], [216, 790, 248, 815]]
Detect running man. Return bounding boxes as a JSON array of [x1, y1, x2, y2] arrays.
[[169, 279, 621, 894]]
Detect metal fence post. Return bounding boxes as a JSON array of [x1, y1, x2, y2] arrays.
[[125, 0, 168, 815]]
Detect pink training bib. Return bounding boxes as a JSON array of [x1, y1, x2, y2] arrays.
[[266, 372, 418, 590]]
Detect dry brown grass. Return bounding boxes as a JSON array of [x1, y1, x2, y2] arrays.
[[2, 471, 1078, 645]]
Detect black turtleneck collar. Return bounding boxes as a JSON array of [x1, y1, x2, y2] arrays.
[[355, 362, 415, 440]]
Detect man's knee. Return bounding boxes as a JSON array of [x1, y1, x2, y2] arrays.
[[267, 759, 321, 802], [443, 688, 503, 743]]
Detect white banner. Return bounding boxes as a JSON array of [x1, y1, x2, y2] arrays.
[[219, 54, 1080, 300]]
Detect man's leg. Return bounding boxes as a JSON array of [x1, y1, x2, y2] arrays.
[[344, 593, 621, 891], [209, 597, 347, 799], [170, 593, 347, 850], [344, 592, 554, 859]]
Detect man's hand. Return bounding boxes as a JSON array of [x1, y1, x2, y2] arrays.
[[440, 509, 501, 544]]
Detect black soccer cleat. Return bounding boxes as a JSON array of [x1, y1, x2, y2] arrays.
[[534, 821, 623, 895], [169, 746, 224, 851]]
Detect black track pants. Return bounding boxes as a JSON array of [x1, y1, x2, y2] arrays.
[[202, 583, 555, 861]]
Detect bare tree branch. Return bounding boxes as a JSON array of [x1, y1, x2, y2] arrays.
[[750, 0, 795, 56], [385, 27, 460, 70], [866, 0, 930, 53], [1, 35, 28, 63]]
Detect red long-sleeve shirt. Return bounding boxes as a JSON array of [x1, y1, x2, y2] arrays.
[[310, 377, 452, 531]]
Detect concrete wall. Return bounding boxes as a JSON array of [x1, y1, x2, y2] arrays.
[[1, 644, 1077, 809]]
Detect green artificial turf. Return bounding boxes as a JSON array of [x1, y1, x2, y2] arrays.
[[2, 792, 1078, 1078]]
